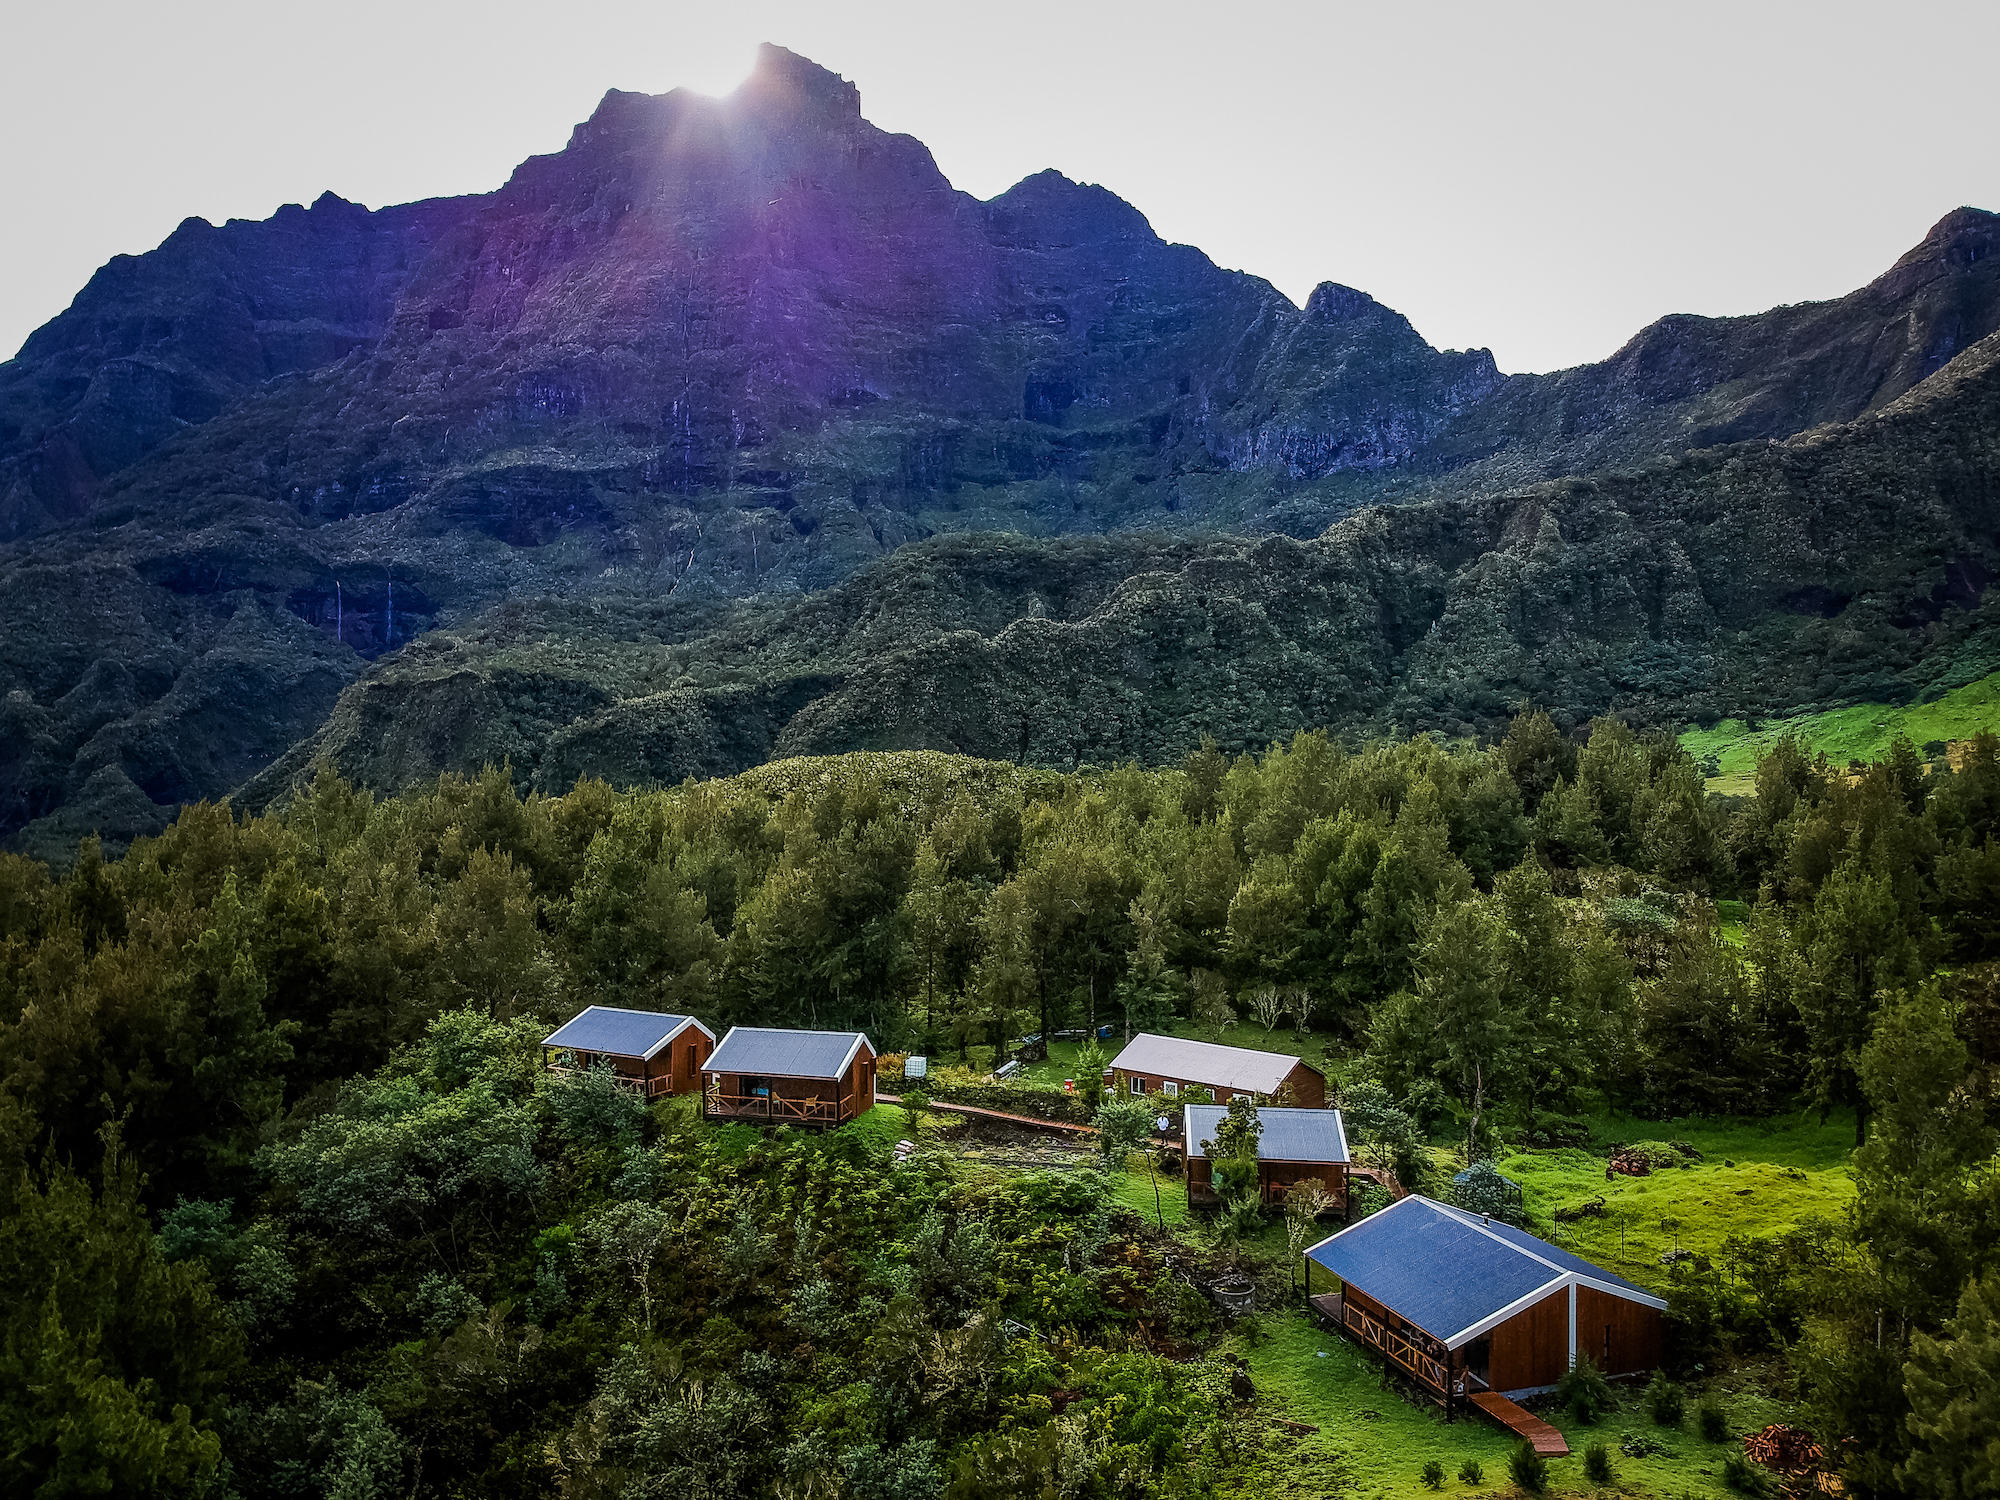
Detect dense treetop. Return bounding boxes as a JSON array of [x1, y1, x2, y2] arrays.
[[1, 719, 1996, 1495]]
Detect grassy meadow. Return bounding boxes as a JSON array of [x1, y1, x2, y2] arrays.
[[1682, 668, 2000, 793]]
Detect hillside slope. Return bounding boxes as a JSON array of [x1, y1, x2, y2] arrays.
[[237, 331, 2000, 820]]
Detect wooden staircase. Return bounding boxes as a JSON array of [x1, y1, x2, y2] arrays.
[[1467, 1392, 1569, 1454]]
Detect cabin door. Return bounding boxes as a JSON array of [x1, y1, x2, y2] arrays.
[[1465, 1337, 1491, 1389]]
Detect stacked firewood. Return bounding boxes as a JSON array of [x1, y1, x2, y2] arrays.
[[1744, 1425, 1843, 1496], [1744, 1424, 1822, 1469]]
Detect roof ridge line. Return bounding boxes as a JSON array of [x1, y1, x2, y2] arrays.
[[1428, 1197, 1568, 1276]]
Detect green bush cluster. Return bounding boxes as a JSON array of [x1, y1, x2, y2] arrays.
[[1508, 1441, 1549, 1493]]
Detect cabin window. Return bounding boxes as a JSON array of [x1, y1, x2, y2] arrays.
[[686, 1045, 698, 1078], [1163, 1080, 1179, 1098], [743, 1076, 770, 1098], [1129, 1076, 1145, 1095]]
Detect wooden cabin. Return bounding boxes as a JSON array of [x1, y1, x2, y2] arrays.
[[1184, 1105, 1350, 1211], [1304, 1195, 1667, 1417], [541, 1006, 717, 1098], [702, 1027, 877, 1128], [1107, 1033, 1326, 1108]]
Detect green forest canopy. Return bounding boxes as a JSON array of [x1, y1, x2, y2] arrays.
[[0, 718, 1996, 1497]]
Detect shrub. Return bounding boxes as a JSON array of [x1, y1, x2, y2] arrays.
[[1452, 1159, 1521, 1224], [1093, 1097, 1155, 1171], [410, 1272, 481, 1337], [1522, 1113, 1594, 1149], [1214, 1198, 1264, 1243], [1354, 1184, 1395, 1219], [1626, 1140, 1686, 1169], [1557, 1355, 1618, 1424], [1645, 1371, 1686, 1425], [928, 1078, 1093, 1124], [1422, 1459, 1445, 1489], [1722, 1451, 1777, 1497], [1457, 1459, 1483, 1485], [1583, 1443, 1613, 1483], [1698, 1399, 1729, 1442], [1620, 1432, 1671, 1458], [1508, 1441, 1549, 1493], [546, 1061, 646, 1143]]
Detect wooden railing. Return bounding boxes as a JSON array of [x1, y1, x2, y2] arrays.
[[545, 1065, 676, 1098], [1343, 1302, 1450, 1394], [703, 1091, 849, 1125]]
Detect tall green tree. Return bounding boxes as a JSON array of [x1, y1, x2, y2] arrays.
[[0, 1127, 239, 1497], [1900, 1273, 2000, 1500]]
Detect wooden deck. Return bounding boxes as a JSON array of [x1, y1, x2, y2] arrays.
[[1468, 1392, 1569, 1454], [1311, 1292, 1452, 1400], [546, 1065, 677, 1098], [703, 1093, 853, 1126]]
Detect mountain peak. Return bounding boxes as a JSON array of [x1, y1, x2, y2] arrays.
[[1304, 282, 1388, 323], [738, 42, 862, 122], [1871, 204, 1995, 301]]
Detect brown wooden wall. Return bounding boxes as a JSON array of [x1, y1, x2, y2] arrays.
[[553, 1025, 713, 1097], [1262, 1160, 1346, 1207], [846, 1049, 876, 1119], [1281, 1063, 1327, 1109], [1487, 1289, 1571, 1394], [1326, 1271, 1662, 1395], [1189, 1158, 1346, 1209], [1341, 1281, 1390, 1324], [1577, 1285, 1663, 1378], [661, 1030, 713, 1094], [711, 1043, 875, 1122]]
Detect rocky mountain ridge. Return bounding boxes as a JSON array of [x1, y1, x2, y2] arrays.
[[2, 43, 1996, 855], [240, 329, 2000, 812]]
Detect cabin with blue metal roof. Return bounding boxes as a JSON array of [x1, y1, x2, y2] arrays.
[[702, 1027, 878, 1128], [1304, 1194, 1666, 1417], [1182, 1105, 1350, 1211], [541, 1007, 717, 1099]]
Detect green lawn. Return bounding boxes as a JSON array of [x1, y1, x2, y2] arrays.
[[1496, 1112, 1856, 1294], [1228, 1309, 1784, 1500], [1681, 669, 2000, 793], [1108, 1154, 1195, 1229]]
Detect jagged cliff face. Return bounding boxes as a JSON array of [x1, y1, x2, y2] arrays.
[[1, 43, 1996, 855]]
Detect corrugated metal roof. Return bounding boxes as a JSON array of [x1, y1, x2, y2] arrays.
[[542, 1006, 707, 1059], [1304, 1195, 1664, 1347], [1107, 1033, 1318, 1094], [1183, 1105, 1349, 1164], [705, 1027, 873, 1079], [1444, 1204, 1657, 1302]]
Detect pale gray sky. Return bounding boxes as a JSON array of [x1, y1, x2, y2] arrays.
[[5, 0, 1996, 373]]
